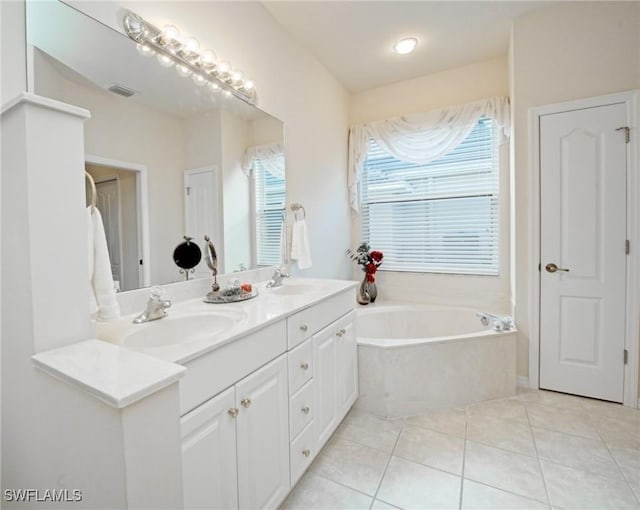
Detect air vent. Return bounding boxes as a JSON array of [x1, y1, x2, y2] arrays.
[[107, 84, 136, 98]]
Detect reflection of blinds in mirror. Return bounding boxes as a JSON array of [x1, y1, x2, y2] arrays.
[[360, 118, 499, 275], [254, 159, 286, 266]]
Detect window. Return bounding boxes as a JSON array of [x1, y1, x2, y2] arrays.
[[360, 118, 499, 275], [254, 158, 286, 266]]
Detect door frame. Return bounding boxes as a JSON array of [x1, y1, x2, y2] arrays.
[[528, 90, 639, 408], [86, 154, 150, 288]]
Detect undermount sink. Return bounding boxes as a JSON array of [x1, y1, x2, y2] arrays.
[[99, 310, 246, 350]]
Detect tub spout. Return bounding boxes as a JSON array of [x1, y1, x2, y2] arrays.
[[476, 312, 514, 332]]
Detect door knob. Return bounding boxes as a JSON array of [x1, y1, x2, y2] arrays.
[[545, 263, 570, 273], [240, 398, 251, 408]]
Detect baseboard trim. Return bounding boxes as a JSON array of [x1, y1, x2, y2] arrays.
[[516, 376, 530, 389]]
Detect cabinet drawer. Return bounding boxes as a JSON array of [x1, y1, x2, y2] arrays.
[[289, 421, 316, 487], [180, 320, 287, 415], [289, 379, 314, 440], [287, 338, 313, 395], [287, 289, 354, 349]]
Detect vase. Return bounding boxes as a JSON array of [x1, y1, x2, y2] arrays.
[[357, 275, 371, 305], [368, 280, 377, 303]]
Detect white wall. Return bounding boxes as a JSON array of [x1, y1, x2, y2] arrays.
[[511, 1, 640, 379], [349, 57, 511, 312], [67, 0, 352, 279]]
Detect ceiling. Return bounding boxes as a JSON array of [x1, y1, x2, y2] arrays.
[[263, 1, 550, 93]]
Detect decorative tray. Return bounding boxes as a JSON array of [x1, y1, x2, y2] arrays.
[[203, 288, 259, 304]]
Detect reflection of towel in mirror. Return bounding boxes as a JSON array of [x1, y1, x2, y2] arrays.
[[88, 207, 120, 321], [290, 218, 312, 270]]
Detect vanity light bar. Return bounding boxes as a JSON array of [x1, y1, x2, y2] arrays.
[[122, 11, 257, 104]]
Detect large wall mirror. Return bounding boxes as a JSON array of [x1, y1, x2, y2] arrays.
[[26, 0, 285, 291]]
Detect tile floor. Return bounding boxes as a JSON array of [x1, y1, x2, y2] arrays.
[[281, 389, 640, 510]]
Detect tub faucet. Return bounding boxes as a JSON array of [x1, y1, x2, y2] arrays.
[[133, 288, 171, 324], [266, 267, 290, 288], [476, 312, 514, 332]]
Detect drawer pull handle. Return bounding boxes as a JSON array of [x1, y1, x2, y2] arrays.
[[300, 362, 309, 370], [301, 405, 310, 414], [302, 449, 311, 457], [336, 328, 346, 337], [240, 398, 251, 408], [228, 408, 239, 418], [300, 324, 308, 332]]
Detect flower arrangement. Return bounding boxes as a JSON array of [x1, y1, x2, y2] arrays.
[[348, 242, 384, 283]]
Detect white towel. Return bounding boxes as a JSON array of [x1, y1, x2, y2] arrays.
[[290, 218, 312, 270], [88, 207, 120, 321]]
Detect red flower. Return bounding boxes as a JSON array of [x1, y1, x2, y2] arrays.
[[370, 251, 384, 263], [366, 263, 378, 274], [366, 273, 375, 283]]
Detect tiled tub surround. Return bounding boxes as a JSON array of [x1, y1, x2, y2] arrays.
[[282, 389, 640, 510], [356, 304, 517, 418]]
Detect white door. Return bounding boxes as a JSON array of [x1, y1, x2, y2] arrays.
[[95, 178, 123, 290], [184, 167, 220, 275], [313, 325, 338, 446], [336, 312, 358, 418], [181, 386, 239, 510], [539, 102, 627, 402], [235, 355, 290, 510]]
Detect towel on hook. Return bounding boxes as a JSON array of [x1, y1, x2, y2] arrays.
[[88, 207, 120, 321], [290, 217, 312, 269]]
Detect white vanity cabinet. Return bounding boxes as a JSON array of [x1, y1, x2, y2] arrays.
[[181, 354, 289, 510], [313, 310, 357, 446]]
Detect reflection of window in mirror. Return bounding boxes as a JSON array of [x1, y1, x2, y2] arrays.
[[253, 158, 286, 266]]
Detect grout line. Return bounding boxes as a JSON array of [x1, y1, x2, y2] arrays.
[[462, 477, 553, 507], [526, 402, 553, 507], [369, 419, 405, 507], [458, 407, 469, 510]]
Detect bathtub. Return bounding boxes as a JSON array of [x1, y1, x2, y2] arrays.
[[355, 303, 517, 419]]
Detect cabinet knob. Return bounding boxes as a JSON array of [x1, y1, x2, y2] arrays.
[[300, 362, 309, 370], [300, 324, 308, 332], [301, 405, 310, 414], [228, 408, 239, 418], [240, 398, 251, 408], [336, 328, 346, 337], [302, 449, 311, 457]]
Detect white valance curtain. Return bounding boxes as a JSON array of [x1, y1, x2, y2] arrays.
[[348, 96, 511, 212], [242, 142, 285, 178]]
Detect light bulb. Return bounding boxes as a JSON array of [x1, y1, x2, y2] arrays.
[[200, 50, 217, 72], [192, 73, 207, 86], [176, 64, 192, 77], [231, 70, 244, 84], [157, 54, 174, 68], [393, 37, 418, 55], [243, 79, 255, 91], [160, 24, 181, 52], [136, 43, 155, 57], [216, 60, 231, 78], [182, 37, 200, 61]]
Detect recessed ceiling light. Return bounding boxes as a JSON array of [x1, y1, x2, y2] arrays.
[[393, 37, 418, 55]]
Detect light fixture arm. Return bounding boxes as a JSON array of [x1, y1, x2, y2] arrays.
[[122, 11, 256, 104]]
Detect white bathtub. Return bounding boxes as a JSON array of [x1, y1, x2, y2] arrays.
[[356, 303, 517, 419]]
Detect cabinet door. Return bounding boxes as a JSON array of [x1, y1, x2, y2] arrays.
[[181, 386, 238, 510], [336, 312, 358, 419], [236, 354, 290, 509], [313, 325, 338, 447]]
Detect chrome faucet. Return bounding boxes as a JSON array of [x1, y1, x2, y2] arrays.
[[476, 312, 514, 332], [133, 288, 171, 324], [266, 267, 290, 288]]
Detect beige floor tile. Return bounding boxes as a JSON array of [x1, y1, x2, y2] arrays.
[[467, 413, 536, 456], [597, 414, 640, 451], [541, 459, 640, 509], [371, 500, 400, 509], [611, 447, 640, 499], [377, 456, 460, 510], [464, 440, 548, 503], [461, 479, 550, 509], [517, 390, 586, 411], [280, 473, 372, 510], [334, 410, 403, 454], [467, 397, 529, 423], [404, 407, 467, 438], [525, 402, 599, 439], [532, 427, 622, 480], [394, 424, 465, 475], [310, 438, 389, 496]]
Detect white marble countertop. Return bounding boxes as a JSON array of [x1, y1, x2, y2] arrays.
[[32, 278, 357, 409]]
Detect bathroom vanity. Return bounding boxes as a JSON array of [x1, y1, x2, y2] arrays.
[[34, 276, 358, 509]]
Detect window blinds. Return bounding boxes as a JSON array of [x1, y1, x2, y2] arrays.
[[360, 118, 499, 275], [254, 159, 286, 266]]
